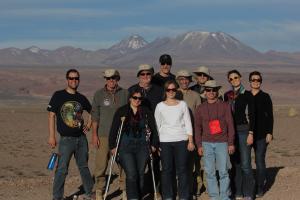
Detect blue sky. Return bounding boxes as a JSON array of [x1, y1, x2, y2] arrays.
[[0, 0, 299, 52]]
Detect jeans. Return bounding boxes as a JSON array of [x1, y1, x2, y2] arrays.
[[202, 142, 231, 200], [53, 135, 94, 200], [232, 131, 255, 198], [253, 138, 268, 193], [160, 141, 189, 200], [119, 139, 149, 200]]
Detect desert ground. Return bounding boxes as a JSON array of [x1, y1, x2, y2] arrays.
[[0, 66, 300, 200]]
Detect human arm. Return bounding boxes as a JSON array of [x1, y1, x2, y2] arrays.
[[48, 111, 57, 148], [91, 120, 100, 148], [146, 109, 160, 150], [266, 93, 274, 143]]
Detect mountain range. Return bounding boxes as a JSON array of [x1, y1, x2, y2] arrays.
[[0, 31, 299, 68]]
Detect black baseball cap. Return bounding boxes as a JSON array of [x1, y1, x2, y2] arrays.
[[159, 54, 172, 65]]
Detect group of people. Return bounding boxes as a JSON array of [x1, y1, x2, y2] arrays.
[[47, 54, 274, 200]]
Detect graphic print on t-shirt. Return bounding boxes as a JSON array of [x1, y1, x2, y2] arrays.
[[60, 101, 83, 128]]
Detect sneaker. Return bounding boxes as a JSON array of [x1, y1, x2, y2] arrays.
[[243, 197, 253, 200]]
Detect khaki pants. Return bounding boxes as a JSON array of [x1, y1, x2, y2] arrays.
[[93, 136, 125, 191], [188, 150, 207, 195]]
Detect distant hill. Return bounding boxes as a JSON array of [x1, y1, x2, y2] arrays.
[[0, 31, 299, 67]]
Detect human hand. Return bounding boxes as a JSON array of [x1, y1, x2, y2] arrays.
[[83, 125, 90, 134], [187, 142, 195, 151], [91, 134, 100, 148], [198, 147, 203, 156], [48, 136, 56, 148], [151, 146, 156, 152], [247, 133, 253, 145], [266, 133, 273, 143], [111, 148, 116, 156], [228, 145, 235, 155]]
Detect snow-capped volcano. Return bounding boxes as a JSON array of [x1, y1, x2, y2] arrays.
[[109, 35, 148, 54]]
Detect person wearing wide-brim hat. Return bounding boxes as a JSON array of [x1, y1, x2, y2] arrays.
[[129, 64, 163, 111], [194, 79, 235, 200], [176, 70, 201, 114], [176, 69, 202, 198], [152, 54, 176, 87], [190, 66, 213, 100], [91, 68, 128, 200]]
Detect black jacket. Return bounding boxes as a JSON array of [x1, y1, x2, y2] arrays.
[[109, 104, 159, 149], [224, 89, 255, 132], [252, 90, 274, 140]]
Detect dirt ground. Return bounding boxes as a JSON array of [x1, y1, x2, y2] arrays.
[[0, 103, 299, 200]]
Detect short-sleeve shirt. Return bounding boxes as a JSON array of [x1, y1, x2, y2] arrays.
[[47, 90, 92, 137]]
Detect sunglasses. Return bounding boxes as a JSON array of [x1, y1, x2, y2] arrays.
[[131, 96, 143, 100], [229, 76, 240, 82], [205, 88, 218, 92], [166, 88, 177, 92], [251, 79, 262, 83], [161, 62, 171, 66], [140, 72, 152, 76], [105, 76, 117, 80], [67, 77, 80, 80]]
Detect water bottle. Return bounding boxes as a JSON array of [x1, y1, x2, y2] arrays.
[[47, 152, 58, 170]]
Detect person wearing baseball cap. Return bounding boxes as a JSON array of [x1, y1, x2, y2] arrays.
[[152, 54, 176, 87], [194, 80, 235, 200], [91, 68, 128, 200]]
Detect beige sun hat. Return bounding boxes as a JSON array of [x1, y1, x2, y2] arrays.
[[103, 69, 120, 80], [193, 66, 210, 75], [176, 69, 192, 80], [204, 80, 221, 89], [137, 64, 154, 77]]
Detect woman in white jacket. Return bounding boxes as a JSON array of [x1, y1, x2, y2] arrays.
[[155, 80, 195, 200]]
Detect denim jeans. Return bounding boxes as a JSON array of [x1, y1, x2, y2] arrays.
[[232, 131, 255, 198], [160, 141, 189, 200], [53, 135, 94, 200], [119, 139, 149, 200], [253, 138, 268, 193], [202, 142, 231, 200]]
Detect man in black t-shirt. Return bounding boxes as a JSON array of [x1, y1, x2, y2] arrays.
[[47, 69, 94, 200]]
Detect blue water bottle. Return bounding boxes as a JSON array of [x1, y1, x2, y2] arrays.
[[47, 152, 58, 170]]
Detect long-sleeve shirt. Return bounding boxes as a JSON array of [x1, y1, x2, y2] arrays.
[[194, 100, 235, 147], [224, 87, 255, 132], [252, 90, 274, 141], [155, 100, 193, 142]]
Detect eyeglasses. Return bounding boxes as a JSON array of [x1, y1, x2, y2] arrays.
[[205, 88, 218, 92], [229, 76, 240, 82], [139, 72, 152, 76], [105, 76, 117, 80], [67, 77, 80, 80], [250, 79, 262, 83], [166, 88, 177, 92], [161, 62, 171, 66], [131, 96, 143, 100]]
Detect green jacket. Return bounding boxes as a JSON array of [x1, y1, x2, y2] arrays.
[[91, 86, 128, 136]]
